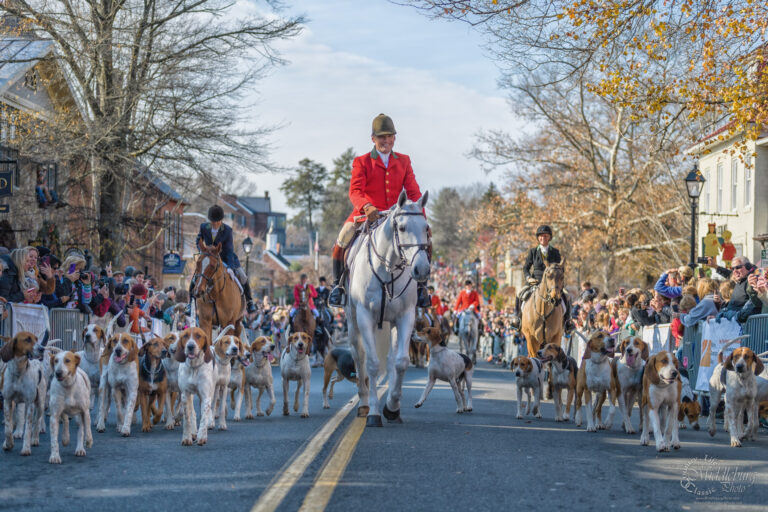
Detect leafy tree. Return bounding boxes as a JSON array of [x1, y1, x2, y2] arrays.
[[319, 148, 355, 247], [0, 2, 302, 264], [281, 158, 328, 233]]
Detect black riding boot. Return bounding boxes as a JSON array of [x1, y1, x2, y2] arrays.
[[243, 282, 256, 314], [328, 256, 347, 308], [185, 280, 194, 316], [510, 296, 521, 329], [416, 283, 431, 308], [562, 293, 575, 335]]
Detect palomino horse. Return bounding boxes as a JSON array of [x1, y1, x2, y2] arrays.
[[457, 305, 479, 363], [291, 287, 316, 338], [521, 260, 566, 358], [191, 242, 245, 347], [346, 190, 430, 427]]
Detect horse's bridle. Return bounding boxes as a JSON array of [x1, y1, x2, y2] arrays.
[[192, 253, 224, 301], [535, 266, 564, 316], [368, 211, 430, 282]]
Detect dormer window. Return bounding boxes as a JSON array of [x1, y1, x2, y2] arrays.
[[24, 69, 38, 91]]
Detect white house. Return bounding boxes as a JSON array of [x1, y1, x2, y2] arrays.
[[688, 129, 768, 267]]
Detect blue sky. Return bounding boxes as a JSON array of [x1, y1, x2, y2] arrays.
[[243, 0, 520, 213]]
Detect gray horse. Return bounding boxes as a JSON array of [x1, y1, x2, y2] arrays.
[[345, 191, 430, 427]]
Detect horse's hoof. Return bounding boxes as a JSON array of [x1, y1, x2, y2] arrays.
[[382, 404, 400, 421], [357, 406, 369, 418], [366, 415, 383, 427]]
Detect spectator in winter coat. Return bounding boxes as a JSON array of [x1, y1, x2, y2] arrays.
[[680, 278, 721, 327], [713, 256, 759, 322], [671, 294, 697, 347]]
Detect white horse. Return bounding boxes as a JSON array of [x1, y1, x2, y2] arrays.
[[346, 190, 430, 427], [457, 306, 479, 364]]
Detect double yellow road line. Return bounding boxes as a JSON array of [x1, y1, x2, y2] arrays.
[[251, 385, 387, 512]]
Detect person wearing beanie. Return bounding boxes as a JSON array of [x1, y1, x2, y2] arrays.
[[328, 113, 430, 309], [192, 204, 256, 314]]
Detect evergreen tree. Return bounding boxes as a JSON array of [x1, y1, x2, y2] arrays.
[[280, 158, 328, 233]]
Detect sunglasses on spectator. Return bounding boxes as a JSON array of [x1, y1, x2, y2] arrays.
[[731, 264, 747, 271]]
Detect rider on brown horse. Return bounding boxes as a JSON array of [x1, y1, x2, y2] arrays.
[[327, 113, 431, 309], [290, 274, 319, 321], [191, 205, 256, 314], [511, 225, 575, 334]]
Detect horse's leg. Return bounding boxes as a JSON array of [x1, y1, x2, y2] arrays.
[[356, 308, 381, 427], [385, 310, 415, 424], [348, 307, 369, 418]]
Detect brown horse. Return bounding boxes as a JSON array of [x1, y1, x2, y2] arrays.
[[291, 287, 316, 338], [409, 307, 434, 368], [521, 260, 566, 358], [191, 242, 245, 347]]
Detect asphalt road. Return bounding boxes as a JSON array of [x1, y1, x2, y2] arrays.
[[3, 343, 768, 512]]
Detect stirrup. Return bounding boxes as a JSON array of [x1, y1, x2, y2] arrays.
[[328, 285, 346, 307]]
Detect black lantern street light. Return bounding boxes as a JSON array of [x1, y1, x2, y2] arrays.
[[473, 257, 481, 288], [684, 162, 706, 269], [242, 237, 253, 279]]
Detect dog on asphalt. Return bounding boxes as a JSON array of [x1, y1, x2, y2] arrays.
[[640, 351, 681, 452], [228, 340, 251, 422], [609, 336, 649, 434], [510, 355, 544, 419], [574, 331, 613, 432], [244, 336, 277, 418], [78, 324, 107, 410], [281, 332, 312, 418], [413, 326, 473, 413], [709, 346, 764, 447], [537, 343, 577, 421], [1, 332, 46, 455], [323, 347, 360, 409], [161, 332, 183, 429], [677, 368, 701, 431], [176, 327, 216, 446], [137, 337, 168, 433], [96, 332, 139, 436], [48, 350, 92, 464]]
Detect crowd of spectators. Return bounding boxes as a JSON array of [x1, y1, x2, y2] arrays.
[[428, 255, 768, 367], [0, 245, 189, 333]]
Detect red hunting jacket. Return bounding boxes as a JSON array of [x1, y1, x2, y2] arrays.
[[454, 289, 481, 313], [346, 147, 422, 223], [293, 283, 317, 310]]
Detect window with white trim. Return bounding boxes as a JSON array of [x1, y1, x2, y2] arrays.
[[704, 168, 711, 211], [731, 159, 738, 210], [745, 155, 752, 207], [716, 161, 723, 212]]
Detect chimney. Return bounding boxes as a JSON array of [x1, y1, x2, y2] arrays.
[[264, 191, 269, 199]]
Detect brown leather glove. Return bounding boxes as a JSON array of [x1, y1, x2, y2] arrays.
[[363, 203, 379, 223]]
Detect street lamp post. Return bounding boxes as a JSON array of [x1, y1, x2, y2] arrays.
[[473, 257, 481, 289], [242, 236, 253, 280], [684, 162, 706, 269]]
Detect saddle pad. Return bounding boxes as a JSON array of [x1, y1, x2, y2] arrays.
[[226, 268, 244, 295]]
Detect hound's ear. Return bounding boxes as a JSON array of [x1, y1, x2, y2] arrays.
[[139, 343, 147, 356], [754, 353, 765, 376], [618, 339, 629, 354], [397, 190, 408, 208], [49, 352, 57, 368], [418, 191, 429, 209], [556, 346, 567, 364], [0, 335, 15, 362], [640, 341, 650, 361], [582, 343, 592, 360], [723, 353, 734, 371], [127, 339, 138, 363], [645, 355, 661, 385], [174, 337, 187, 362]]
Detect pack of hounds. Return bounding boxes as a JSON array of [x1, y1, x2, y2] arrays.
[[2, 319, 766, 464]]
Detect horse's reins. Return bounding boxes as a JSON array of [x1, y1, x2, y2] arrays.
[[365, 210, 429, 329], [534, 267, 564, 341], [192, 253, 229, 326]]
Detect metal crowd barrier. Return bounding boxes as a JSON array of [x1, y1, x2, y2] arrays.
[[49, 308, 90, 351], [743, 314, 768, 354], [680, 322, 703, 387], [0, 302, 12, 339]]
